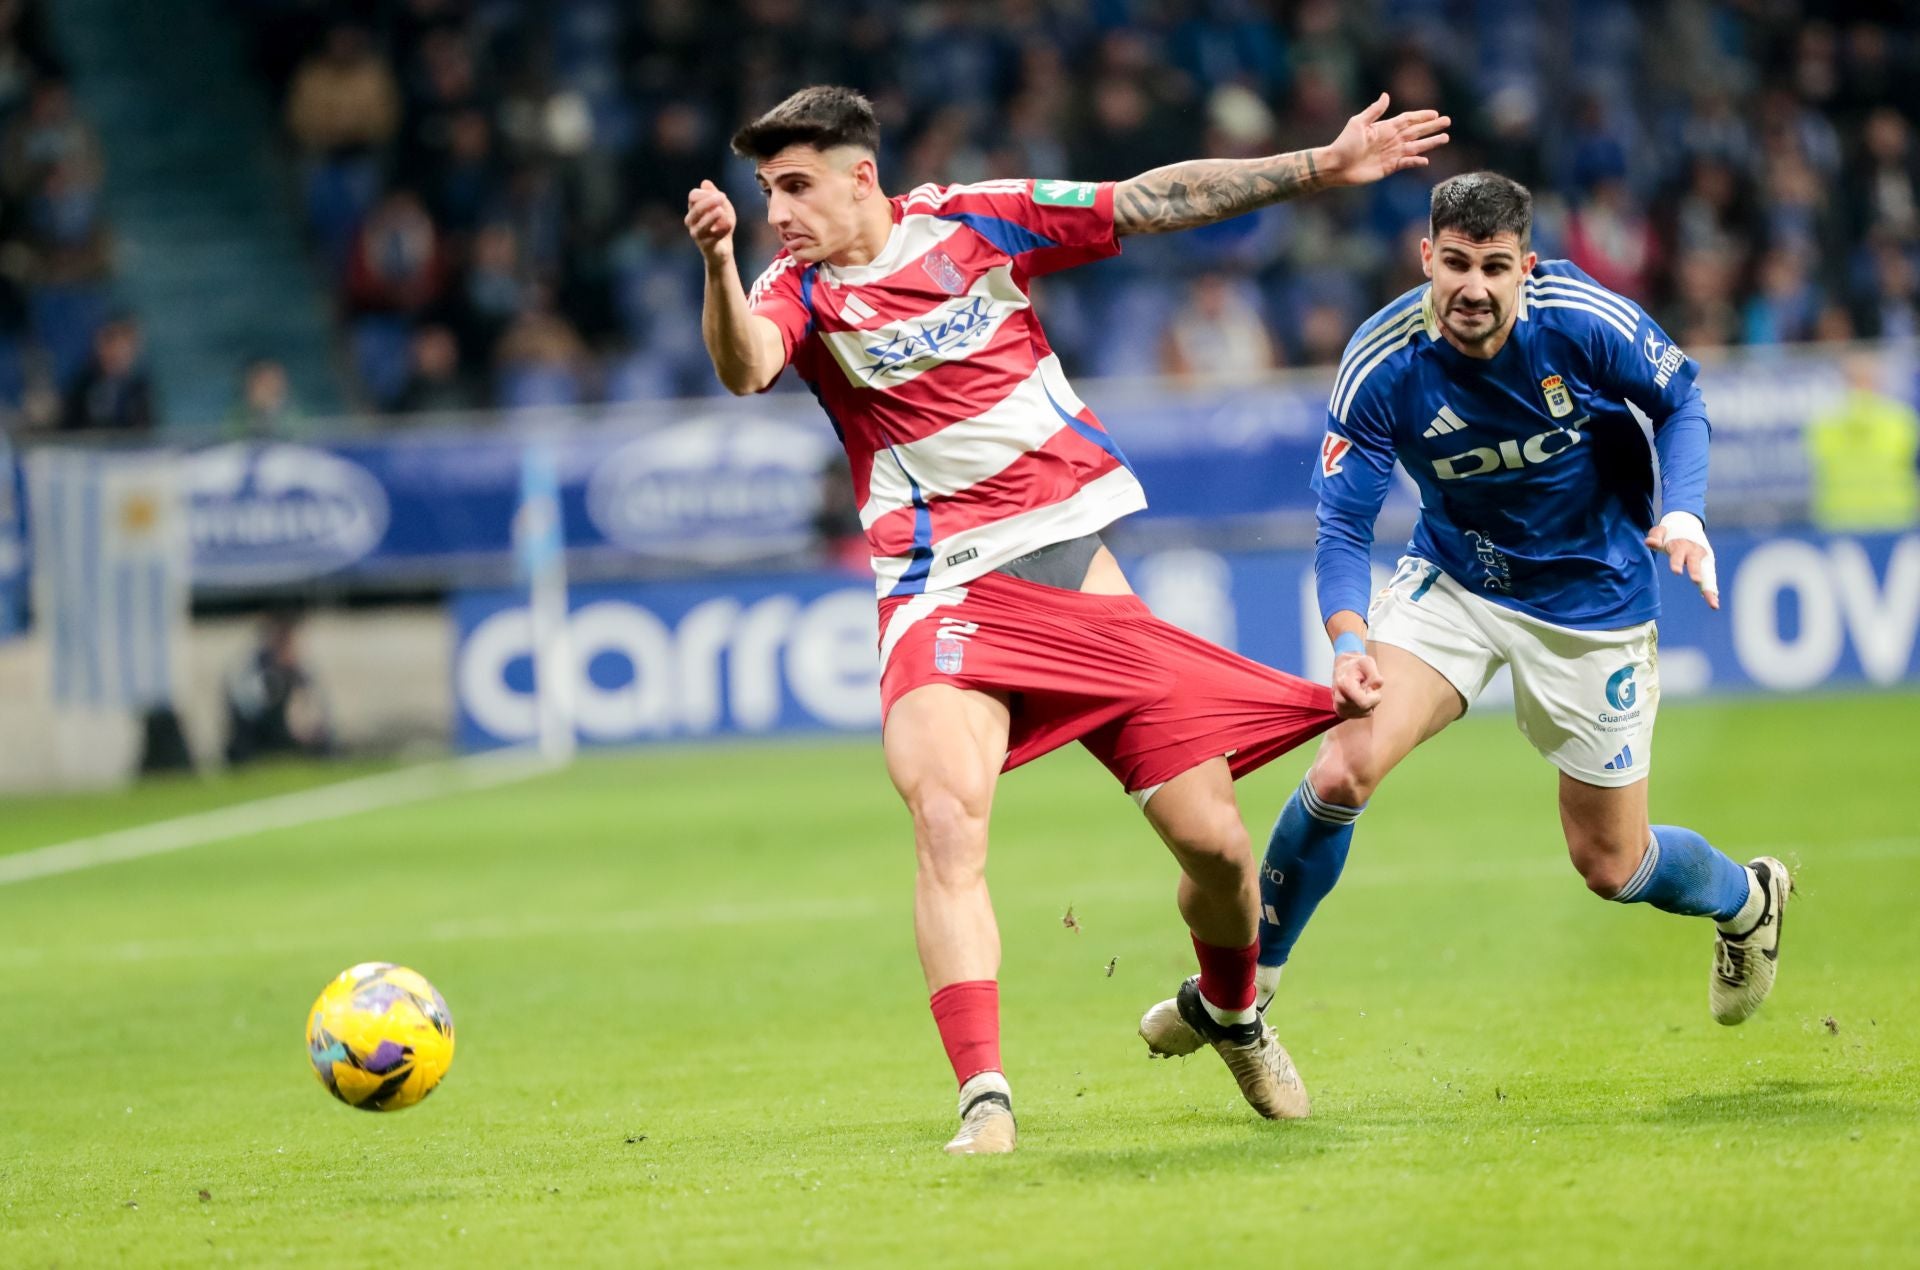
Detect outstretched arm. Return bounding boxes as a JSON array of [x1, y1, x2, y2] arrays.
[[1113, 93, 1449, 236]]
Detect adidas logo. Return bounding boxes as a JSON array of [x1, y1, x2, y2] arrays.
[[1422, 405, 1468, 438], [1603, 744, 1634, 771], [841, 293, 878, 323]]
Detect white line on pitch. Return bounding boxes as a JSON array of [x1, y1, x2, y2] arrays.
[[0, 748, 560, 887]]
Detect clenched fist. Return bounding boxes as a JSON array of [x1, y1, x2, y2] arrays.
[[685, 179, 738, 262]]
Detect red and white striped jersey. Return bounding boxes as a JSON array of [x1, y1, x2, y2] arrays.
[[747, 178, 1145, 597]]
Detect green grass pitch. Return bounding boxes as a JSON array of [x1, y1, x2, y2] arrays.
[[2, 693, 1917, 1267]]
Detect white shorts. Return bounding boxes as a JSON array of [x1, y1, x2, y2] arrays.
[[1367, 558, 1658, 788]]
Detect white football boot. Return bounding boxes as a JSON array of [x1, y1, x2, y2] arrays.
[[1710, 857, 1792, 1026], [943, 1072, 1017, 1155], [1140, 977, 1308, 1119]]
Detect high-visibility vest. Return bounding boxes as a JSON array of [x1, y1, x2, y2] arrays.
[[1806, 390, 1920, 531]]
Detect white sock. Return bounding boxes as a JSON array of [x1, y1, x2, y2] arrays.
[[1198, 992, 1259, 1028], [957, 1070, 1010, 1117], [1716, 867, 1766, 934], [1254, 964, 1284, 1013]]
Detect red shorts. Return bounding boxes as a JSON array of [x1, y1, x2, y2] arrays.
[[878, 572, 1338, 795]]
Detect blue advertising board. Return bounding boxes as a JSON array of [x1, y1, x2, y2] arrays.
[[451, 529, 1920, 751], [173, 342, 1906, 590]]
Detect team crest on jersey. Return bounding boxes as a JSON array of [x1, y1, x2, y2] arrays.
[[1320, 433, 1352, 478], [933, 637, 965, 674], [1539, 374, 1574, 418], [921, 249, 967, 296]]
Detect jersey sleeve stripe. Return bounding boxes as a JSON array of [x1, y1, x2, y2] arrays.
[[902, 180, 1034, 210], [1330, 306, 1425, 416], [1528, 276, 1641, 326], [1526, 298, 1637, 341], [1332, 312, 1424, 423], [746, 254, 798, 307]]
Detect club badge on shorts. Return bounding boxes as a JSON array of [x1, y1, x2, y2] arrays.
[[1540, 373, 1574, 418], [934, 637, 965, 673]]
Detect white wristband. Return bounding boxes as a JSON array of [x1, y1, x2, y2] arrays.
[[1657, 511, 1718, 598]]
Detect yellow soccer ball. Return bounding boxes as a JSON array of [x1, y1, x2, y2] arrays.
[[306, 962, 456, 1111]]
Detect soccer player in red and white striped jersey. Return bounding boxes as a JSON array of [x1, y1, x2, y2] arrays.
[[688, 85, 1448, 1153]]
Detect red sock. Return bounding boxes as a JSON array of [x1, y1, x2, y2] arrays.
[[929, 980, 1001, 1087], [1191, 933, 1259, 1013]]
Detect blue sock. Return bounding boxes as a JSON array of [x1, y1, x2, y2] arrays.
[[1257, 778, 1362, 973], [1611, 825, 1752, 921]]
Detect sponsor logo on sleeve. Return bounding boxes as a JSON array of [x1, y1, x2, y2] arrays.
[[1319, 433, 1352, 478], [1032, 179, 1097, 207], [1642, 334, 1687, 388]]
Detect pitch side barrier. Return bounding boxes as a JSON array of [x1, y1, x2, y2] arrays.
[[450, 529, 1920, 751], [0, 341, 1900, 617]]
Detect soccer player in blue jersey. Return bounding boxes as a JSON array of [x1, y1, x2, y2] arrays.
[[1140, 173, 1790, 1088]]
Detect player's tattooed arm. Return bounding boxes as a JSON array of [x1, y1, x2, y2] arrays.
[[1114, 152, 1325, 235], [1112, 93, 1449, 237]]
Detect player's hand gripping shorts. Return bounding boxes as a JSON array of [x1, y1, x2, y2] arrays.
[[878, 572, 1338, 800], [1368, 557, 1658, 787]]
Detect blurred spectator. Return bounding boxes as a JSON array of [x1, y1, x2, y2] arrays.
[[1805, 353, 1920, 532], [1161, 273, 1275, 382], [1854, 239, 1919, 341], [396, 323, 474, 413], [225, 356, 304, 439], [1848, 107, 1920, 243], [285, 25, 400, 158], [427, 107, 499, 236], [224, 612, 333, 768], [210, 0, 1920, 410], [60, 313, 150, 432], [1565, 172, 1658, 299], [25, 153, 110, 283], [1, 76, 101, 199], [344, 189, 445, 315], [494, 292, 588, 407], [1741, 251, 1822, 346], [446, 221, 526, 367]]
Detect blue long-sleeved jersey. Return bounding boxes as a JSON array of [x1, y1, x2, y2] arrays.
[[1312, 260, 1710, 631]]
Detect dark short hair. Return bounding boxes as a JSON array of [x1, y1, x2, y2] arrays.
[[730, 86, 880, 161], [1429, 172, 1533, 248]]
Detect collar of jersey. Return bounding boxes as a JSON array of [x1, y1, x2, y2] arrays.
[[818, 198, 911, 285]]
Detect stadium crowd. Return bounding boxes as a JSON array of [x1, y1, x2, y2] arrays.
[[225, 0, 1920, 414], [0, 0, 149, 432], [4, 1, 1919, 425]]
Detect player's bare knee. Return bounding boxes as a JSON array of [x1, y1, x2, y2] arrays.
[[1566, 833, 1641, 898], [1166, 809, 1253, 889], [909, 786, 990, 885], [1308, 755, 1377, 809]]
